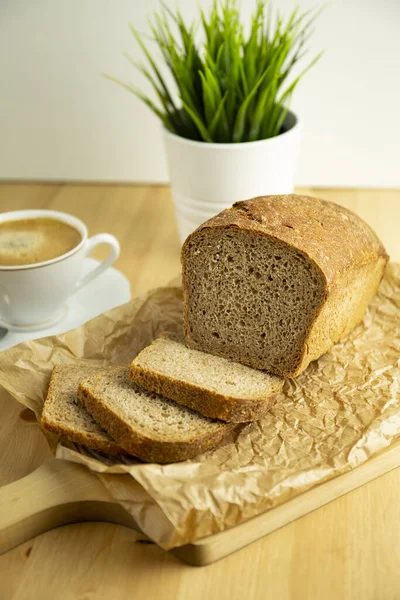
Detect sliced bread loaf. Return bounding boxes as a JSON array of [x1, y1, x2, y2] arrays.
[[41, 364, 124, 455], [182, 194, 388, 377], [130, 336, 283, 422], [77, 367, 234, 463]]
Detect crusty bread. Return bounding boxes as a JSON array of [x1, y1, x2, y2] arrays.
[[130, 336, 283, 422], [41, 364, 124, 455], [77, 367, 234, 463], [182, 194, 389, 377]]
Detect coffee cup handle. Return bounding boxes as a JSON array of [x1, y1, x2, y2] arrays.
[[74, 234, 120, 293]]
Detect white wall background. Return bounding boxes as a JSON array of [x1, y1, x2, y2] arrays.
[[0, 0, 399, 187]]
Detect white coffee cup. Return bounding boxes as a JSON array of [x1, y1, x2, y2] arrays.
[[0, 209, 120, 330]]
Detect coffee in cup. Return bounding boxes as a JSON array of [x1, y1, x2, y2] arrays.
[[0, 217, 82, 266], [0, 209, 120, 330]]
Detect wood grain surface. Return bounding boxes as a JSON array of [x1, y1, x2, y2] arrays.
[[0, 184, 399, 600]]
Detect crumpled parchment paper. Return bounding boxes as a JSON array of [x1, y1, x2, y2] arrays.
[[0, 265, 399, 550]]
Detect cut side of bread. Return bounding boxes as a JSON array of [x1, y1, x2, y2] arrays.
[[182, 194, 388, 377], [77, 367, 234, 463], [41, 364, 124, 455], [130, 336, 283, 422]]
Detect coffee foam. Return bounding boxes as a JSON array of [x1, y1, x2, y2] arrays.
[[0, 218, 82, 266], [0, 231, 45, 256]]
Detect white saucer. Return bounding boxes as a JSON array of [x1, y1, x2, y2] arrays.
[[0, 258, 131, 351], [0, 305, 69, 333]]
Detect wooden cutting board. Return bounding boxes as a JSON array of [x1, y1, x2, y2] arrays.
[[1, 442, 399, 566]]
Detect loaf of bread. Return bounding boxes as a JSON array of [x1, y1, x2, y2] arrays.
[[182, 194, 388, 377]]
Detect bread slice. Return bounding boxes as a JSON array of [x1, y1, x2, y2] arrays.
[[129, 336, 283, 422], [41, 364, 124, 455], [182, 194, 388, 377], [77, 367, 234, 463]]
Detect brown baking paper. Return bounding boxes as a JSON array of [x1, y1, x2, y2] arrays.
[[0, 265, 399, 550]]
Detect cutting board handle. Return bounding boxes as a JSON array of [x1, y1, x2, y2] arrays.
[[0, 458, 140, 555]]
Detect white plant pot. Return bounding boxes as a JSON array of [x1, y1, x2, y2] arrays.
[[163, 110, 301, 244]]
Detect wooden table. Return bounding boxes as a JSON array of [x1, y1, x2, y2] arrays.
[[0, 184, 399, 600]]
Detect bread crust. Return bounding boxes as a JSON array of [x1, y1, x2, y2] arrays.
[[182, 194, 389, 377], [41, 413, 125, 455]]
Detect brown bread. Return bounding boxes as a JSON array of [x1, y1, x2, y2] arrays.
[[78, 367, 234, 463], [130, 336, 283, 422], [182, 194, 388, 377], [41, 364, 124, 455]]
